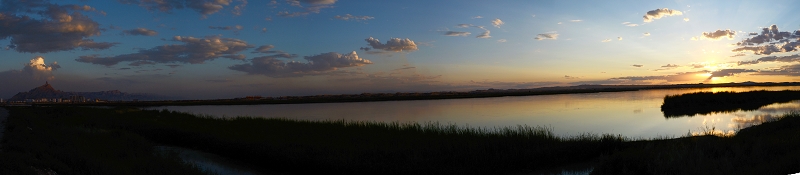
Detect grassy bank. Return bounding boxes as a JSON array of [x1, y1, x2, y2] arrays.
[[661, 90, 800, 117], [591, 112, 800, 174], [0, 107, 210, 175], [1, 107, 625, 174], [2, 107, 799, 174]]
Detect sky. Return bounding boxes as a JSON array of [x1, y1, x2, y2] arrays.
[[3, 0, 800, 99]]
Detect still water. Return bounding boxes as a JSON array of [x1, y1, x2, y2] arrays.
[[151, 86, 800, 138]]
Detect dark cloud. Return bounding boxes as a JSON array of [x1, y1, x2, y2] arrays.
[[122, 28, 158, 36], [643, 8, 683, 23], [334, 14, 374, 21], [661, 64, 680, 68], [752, 64, 800, 76], [208, 25, 243, 31], [732, 25, 800, 55], [229, 51, 371, 77], [277, 0, 336, 17], [730, 53, 746, 57], [76, 35, 253, 66], [469, 80, 561, 89], [363, 37, 419, 52], [0, 0, 118, 53], [444, 31, 471, 36], [709, 69, 756, 78], [738, 54, 800, 65], [700, 29, 736, 40], [117, 0, 235, 17], [0, 57, 61, 98], [632, 64, 643, 67]]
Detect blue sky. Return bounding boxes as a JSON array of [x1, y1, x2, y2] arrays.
[[2, 0, 800, 99]]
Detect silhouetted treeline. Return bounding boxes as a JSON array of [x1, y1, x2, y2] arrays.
[[661, 90, 800, 118]]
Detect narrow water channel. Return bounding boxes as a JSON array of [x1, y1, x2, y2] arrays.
[[155, 146, 266, 175]]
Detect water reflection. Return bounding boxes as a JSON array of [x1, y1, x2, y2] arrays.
[[149, 86, 800, 138]]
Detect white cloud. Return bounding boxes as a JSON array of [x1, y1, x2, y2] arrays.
[[363, 37, 419, 52], [229, 51, 371, 77], [497, 39, 507, 43], [570, 19, 582, 22], [643, 8, 683, 23], [476, 30, 491, 38], [643, 32, 651, 36], [535, 32, 558, 40], [602, 39, 611, 42], [618, 37, 622, 40], [491, 18, 504, 28]]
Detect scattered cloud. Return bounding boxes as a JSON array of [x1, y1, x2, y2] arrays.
[[570, 19, 582, 22], [209, 25, 243, 31], [277, 0, 335, 17], [229, 51, 371, 77], [601, 39, 611, 42], [753, 64, 800, 76], [497, 39, 507, 43], [662, 64, 679, 68], [632, 64, 643, 67], [699, 29, 736, 40], [643, 32, 651, 36], [535, 32, 558, 40], [643, 8, 683, 23], [363, 37, 419, 52], [491, 18, 504, 28], [618, 37, 622, 40], [731, 25, 800, 55], [564, 75, 579, 79], [117, 0, 235, 17], [231, 0, 247, 16], [730, 53, 746, 57], [444, 31, 471, 36], [472, 16, 483, 19], [0, 1, 118, 53], [738, 54, 800, 65], [476, 30, 491, 38], [76, 35, 253, 66], [653, 64, 679, 71], [334, 14, 374, 21], [122, 28, 159, 36], [683, 18, 689, 22]]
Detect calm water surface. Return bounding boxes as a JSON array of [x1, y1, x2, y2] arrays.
[[151, 86, 800, 138]]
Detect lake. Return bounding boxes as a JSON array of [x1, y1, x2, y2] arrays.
[[149, 86, 800, 138]]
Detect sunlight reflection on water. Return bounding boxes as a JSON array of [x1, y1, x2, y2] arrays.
[[149, 86, 800, 138]]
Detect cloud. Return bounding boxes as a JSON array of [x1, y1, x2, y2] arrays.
[[570, 19, 582, 22], [363, 37, 419, 52], [476, 30, 491, 38], [444, 31, 471, 36], [117, 0, 235, 17], [738, 54, 800, 65], [572, 70, 750, 85], [209, 25, 243, 31], [643, 32, 651, 36], [708, 69, 757, 78], [472, 16, 483, 19], [231, 0, 247, 16], [683, 18, 689, 22], [653, 64, 679, 71], [626, 24, 639, 27], [0, 0, 118, 53], [732, 25, 800, 55], [632, 64, 643, 67], [229, 51, 370, 77], [643, 8, 683, 23], [76, 35, 253, 66], [618, 37, 622, 40], [469, 80, 561, 89], [334, 14, 374, 21], [277, 0, 335, 17], [252, 45, 275, 53], [491, 18, 504, 28], [700, 29, 736, 40], [0, 56, 60, 82], [752, 64, 800, 76], [497, 39, 507, 43], [564, 75, 579, 79], [602, 39, 611, 42], [662, 64, 679, 68], [535, 32, 558, 40], [730, 53, 746, 57], [122, 28, 158, 36]]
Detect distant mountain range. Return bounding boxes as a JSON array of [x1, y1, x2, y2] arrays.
[[7, 82, 168, 101]]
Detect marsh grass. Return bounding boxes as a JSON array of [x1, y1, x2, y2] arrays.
[[661, 90, 800, 117], [1, 107, 628, 175]]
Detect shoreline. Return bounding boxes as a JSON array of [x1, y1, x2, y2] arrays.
[[6, 82, 800, 107]]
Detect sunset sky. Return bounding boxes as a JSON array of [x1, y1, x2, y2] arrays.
[[3, 0, 800, 99]]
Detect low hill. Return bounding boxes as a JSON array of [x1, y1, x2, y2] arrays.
[[8, 82, 167, 101]]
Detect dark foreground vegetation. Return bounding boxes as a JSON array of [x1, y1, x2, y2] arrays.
[[661, 90, 800, 117], [1, 107, 799, 174]]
